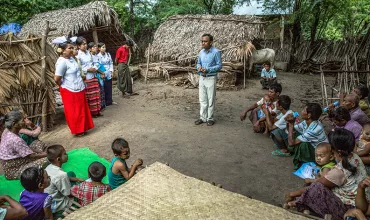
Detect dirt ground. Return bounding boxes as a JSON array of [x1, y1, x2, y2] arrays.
[[39, 71, 330, 207]]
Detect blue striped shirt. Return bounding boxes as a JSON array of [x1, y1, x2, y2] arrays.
[[196, 47, 222, 77], [294, 120, 328, 148]]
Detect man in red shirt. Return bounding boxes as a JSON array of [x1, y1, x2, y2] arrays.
[[115, 40, 136, 97]]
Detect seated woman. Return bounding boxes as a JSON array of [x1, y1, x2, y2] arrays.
[[19, 114, 46, 152], [285, 103, 328, 170], [332, 106, 362, 141], [0, 109, 47, 180], [286, 128, 367, 220]]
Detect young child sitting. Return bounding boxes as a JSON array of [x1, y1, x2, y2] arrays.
[[44, 145, 83, 216], [256, 94, 275, 135], [304, 143, 336, 184], [108, 138, 143, 189], [70, 162, 111, 206], [20, 167, 53, 220], [356, 122, 370, 175]]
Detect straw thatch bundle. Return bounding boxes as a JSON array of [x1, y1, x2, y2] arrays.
[[0, 33, 57, 126], [64, 162, 310, 220], [19, 1, 133, 54], [140, 15, 265, 89], [149, 14, 265, 63]]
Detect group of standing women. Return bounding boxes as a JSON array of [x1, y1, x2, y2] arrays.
[[54, 37, 116, 136]]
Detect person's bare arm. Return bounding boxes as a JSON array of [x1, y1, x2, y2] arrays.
[[0, 195, 28, 220], [357, 144, 370, 157], [19, 126, 41, 138], [344, 209, 367, 220], [28, 152, 46, 160], [263, 108, 277, 130], [356, 177, 370, 214], [287, 122, 301, 146], [44, 207, 53, 220], [240, 103, 258, 121], [360, 155, 370, 165], [317, 176, 338, 189], [54, 75, 62, 86], [118, 159, 143, 180]]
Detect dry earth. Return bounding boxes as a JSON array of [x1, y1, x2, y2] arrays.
[[39, 71, 330, 207]]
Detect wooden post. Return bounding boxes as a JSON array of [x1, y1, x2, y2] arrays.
[[280, 15, 285, 50], [41, 21, 50, 132], [92, 28, 98, 44], [243, 54, 246, 89], [145, 43, 151, 84]]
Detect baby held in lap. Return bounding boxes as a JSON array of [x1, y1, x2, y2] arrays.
[[305, 143, 336, 184]]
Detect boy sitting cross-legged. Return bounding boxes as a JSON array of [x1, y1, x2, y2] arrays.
[[108, 138, 143, 190], [70, 162, 111, 206], [263, 95, 292, 157]]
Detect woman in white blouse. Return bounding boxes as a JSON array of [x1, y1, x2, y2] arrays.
[[54, 41, 94, 136], [98, 43, 116, 106], [76, 37, 103, 117]]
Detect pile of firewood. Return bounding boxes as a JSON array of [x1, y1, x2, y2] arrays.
[[139, 62, 244, 89], [292, 59, 342, 74]]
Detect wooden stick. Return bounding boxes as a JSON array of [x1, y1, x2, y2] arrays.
[[145, 44, 151, 84], [41, 20, 50, 132], [92, 28, 99, 45], [243, 54, 246, 89]]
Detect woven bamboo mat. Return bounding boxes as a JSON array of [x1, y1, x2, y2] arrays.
[[64, 162, 310, 220]]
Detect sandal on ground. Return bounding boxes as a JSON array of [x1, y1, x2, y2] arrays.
[[271, 149, 291, 157], [131, 92, 139, 96], [194, 119, 204, 125], [207, 120, 215, 126], [112, 101, 118, 105], [75, 132, 85, 137]]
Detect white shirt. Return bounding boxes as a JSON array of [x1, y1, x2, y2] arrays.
[[55, 57, 85, 92], [274, 110, 293, 133], [44, 164, 72, 212], [98, 52, 114, 80], [77, 50, 96, 80]]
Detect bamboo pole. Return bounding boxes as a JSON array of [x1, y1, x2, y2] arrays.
[[145, 44, 151, 84], [367, 64, 370, 87], [41, 20, 50, 131], [243, 54, 246, 89]]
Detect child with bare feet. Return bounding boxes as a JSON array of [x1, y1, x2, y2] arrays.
[[108, 138, 143, 190], [256, 94, 275, 135]]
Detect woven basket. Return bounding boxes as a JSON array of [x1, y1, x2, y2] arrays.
[[64, 162, 310, 220]]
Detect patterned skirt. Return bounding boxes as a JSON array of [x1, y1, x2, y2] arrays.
[[296, 182, 353, 220], [1, 141, 48, 180], [85, 78, 101, 116], [100, 84, 106, 110]]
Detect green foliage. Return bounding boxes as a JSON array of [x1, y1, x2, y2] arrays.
[[259, 0, 370, 41], [1, 0, 92, 25]]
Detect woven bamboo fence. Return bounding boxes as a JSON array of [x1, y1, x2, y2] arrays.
[[0, 33, 58, 128]]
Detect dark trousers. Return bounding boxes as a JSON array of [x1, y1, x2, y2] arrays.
[[104, 79, 113, 106]]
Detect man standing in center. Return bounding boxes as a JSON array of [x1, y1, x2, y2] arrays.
[[194, 34, 222, 126]]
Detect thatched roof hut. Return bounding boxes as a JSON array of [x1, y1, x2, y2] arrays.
[[148, 14, 265, 63], [19, 1, 131, 55]]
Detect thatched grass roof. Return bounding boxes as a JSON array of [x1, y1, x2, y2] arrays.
[[149, 14, 265, 63], [19, 1, 132, 54], [0, 33, 57, 125]]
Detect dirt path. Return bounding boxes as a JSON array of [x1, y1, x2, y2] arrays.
[[40, 72, 329, 206]]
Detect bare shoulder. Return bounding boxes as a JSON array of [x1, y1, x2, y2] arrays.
[[113, 159, 127, 171]]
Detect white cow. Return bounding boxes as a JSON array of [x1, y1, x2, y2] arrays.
[[249, 48, 275, 73]]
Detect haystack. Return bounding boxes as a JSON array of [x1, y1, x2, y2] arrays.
[[19, 1, 132, 55], [0, 33, 58, 127], [64, 162, 309, 220], [142, 14, 265, 89]]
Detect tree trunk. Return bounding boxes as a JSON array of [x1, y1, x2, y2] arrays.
[[129, 0, 134, 36], [310, 2, 321, 48], [288, 0, 302, 70]]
